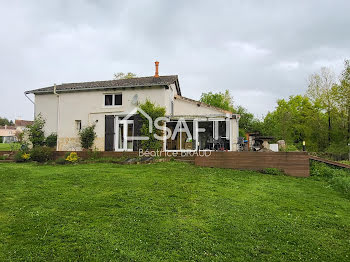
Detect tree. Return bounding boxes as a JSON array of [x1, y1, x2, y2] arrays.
[[0, 117, 14, 126], [27, 114, 46, 147], [139, 100, 166, 150], [234, 106, 264, 134], [200, 90, 264, 135], [114, 72, 137, 80], [263, 95, 325, 151], [306, 67, 336, 145], [200, 90, 234, 112], [334, 60, 350, 143]]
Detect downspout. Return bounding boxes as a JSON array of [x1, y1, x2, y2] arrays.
[[53, 84, 60, 151], [24, 91, 35, 118], [24, 92, 35, 104]]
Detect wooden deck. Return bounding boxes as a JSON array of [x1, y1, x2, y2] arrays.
[[309, 155, 350, 169]]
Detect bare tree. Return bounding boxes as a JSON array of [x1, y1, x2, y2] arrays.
[[113, 72, 136, 80]]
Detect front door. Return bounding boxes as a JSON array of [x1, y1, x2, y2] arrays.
[[115, 117, 134, 151]]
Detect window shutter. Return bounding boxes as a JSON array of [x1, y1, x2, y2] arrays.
[[105, 115, 115, 151]]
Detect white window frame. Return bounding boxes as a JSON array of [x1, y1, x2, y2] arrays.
[[75, 120, 82, 131], [164, 119, 232, 152], [103, 93, 123, 107], [114, 116, 134, 152]]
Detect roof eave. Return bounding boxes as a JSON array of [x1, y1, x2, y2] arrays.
[[25, 83, 171, 95]]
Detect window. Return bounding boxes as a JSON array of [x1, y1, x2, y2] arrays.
[[115, 94, 122, 105], [104, 94, 122, 106], [105, 95, 113, 106], [75, 120, 81, 131]]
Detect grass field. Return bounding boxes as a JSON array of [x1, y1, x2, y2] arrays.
[[0, 162, 350, 261], [0, 143, 19, 151]]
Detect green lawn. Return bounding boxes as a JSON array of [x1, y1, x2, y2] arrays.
[[0, 143, 19, 151], [0, 162, 349, 261]]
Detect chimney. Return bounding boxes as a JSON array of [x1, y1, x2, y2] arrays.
[[154, 61, 159, 77]]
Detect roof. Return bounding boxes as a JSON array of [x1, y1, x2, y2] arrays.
[[174, 95, 236, 115], [15, 120, 33, 127], [0, 126, 16, 130], [25, 75, 181, 95]]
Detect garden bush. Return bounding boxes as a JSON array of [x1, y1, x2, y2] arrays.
[[65, 152, 79, 163], [139, 100, 166, 150], [311, 161, 350, 198], [14, 151, 30, 163], [331, 175, 350, 196], [30, 146, 53, 163], [55, 157, 66, 165], [0, 155, 8, 160], [79, 125, 96, 150], [87, 149, 102, 160], [45, 133, 57, 148], [27, 114, 46, 147]]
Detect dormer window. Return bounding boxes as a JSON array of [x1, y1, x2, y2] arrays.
[[104, 94, 122, 106]]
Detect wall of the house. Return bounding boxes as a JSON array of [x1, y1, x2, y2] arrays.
[[34, 86, 170, 151], [35, 94, 58, 136]]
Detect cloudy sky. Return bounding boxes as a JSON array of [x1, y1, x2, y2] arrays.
[[1, 0, 349, 120]]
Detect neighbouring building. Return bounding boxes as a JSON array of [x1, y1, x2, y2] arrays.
[[25, 62, 240, 152], [0, 125, 17, 143], [0, 120, 34, 143], [15, 119, 34, 132]]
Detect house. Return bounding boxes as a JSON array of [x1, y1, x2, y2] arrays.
[[25, 62, 240, 152], [15, 119, 34, 132], [0, 125, 17, 143], [0, 120, 34, 143]]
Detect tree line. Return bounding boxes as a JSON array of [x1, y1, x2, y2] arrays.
[[200, 60, 350, 155]]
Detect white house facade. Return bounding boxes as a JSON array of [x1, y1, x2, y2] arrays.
[[25, 65, 240, 152]]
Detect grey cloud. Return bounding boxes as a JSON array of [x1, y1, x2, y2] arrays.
[[0, 0, 349, 120]]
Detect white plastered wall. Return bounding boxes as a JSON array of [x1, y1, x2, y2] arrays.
[[34, 86, 170, 151]]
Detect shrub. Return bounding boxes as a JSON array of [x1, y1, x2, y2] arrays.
[[55, 157, 66, 165], [22, 153, 31, 161], [45, 133, 57, 148], [27, 114, 46, 147], [0, 154, 9, 160], [15, 130, 24, 143], [262, 168, 285, 176], [79, 125, 96, 150], [30, 146, 53, 163], [65, 152, 79, 163], [10, 142, 21, 152], [310, 161, 350, 198], [309, 161, 346, 179], [281, 144, 299, 152], [139, 100, 166, 150], [14, 151, 25, 162], [0, 137, 2, 143], [331, 176, 350, 196], [14, 151, 31, 163], [87, 149, 102, 160]]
